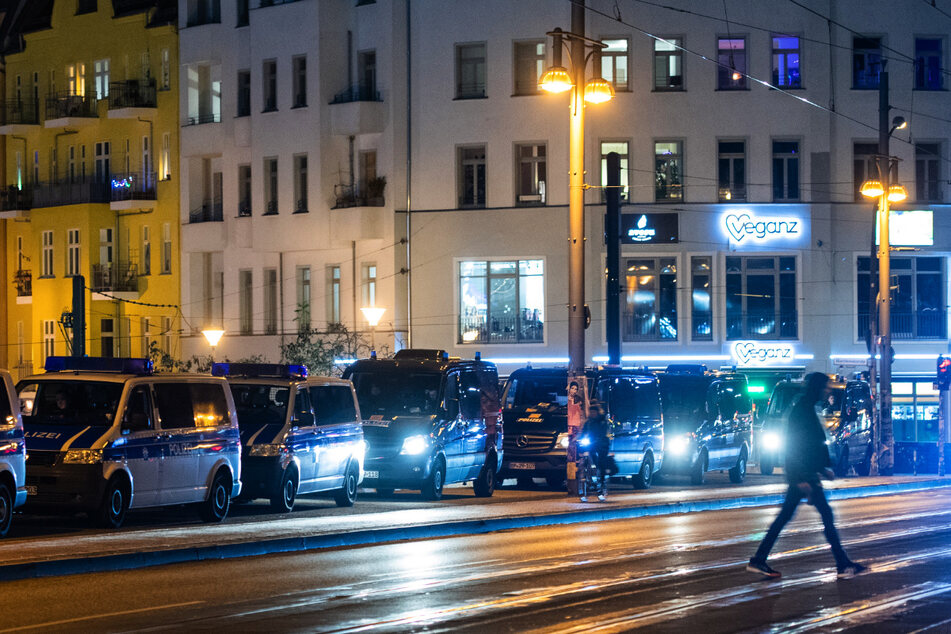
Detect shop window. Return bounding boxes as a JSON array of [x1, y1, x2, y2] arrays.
[[624, 258, 677, 341], [726, 256, 797, 340], [459, 260, 544, 344]]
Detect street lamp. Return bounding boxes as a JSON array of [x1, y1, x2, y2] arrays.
[[361, 306, 386, 354], [201, 327, 225, 362]]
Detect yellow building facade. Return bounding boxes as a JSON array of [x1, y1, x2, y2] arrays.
[[1, 1, 181, 380]]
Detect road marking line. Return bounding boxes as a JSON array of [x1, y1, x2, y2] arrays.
[[0, 601, 204, 633]]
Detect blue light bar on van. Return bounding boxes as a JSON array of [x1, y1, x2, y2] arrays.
[[666, 364, 707, 375], [211, 363, 308, 379], [44, 356, 154, 375]]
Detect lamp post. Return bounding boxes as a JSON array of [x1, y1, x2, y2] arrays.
[[201, 327, 225, 363], [361, 306, 386, 354], [539, 0, 614, 492]]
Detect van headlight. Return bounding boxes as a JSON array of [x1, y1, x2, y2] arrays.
[[63, 449, 103, 464], [556, 433, 570, 449], [400, 435, 430, 455], [248, 444, 286, 457], [667, 435, 692, 456], [761, 431, 782, 451]]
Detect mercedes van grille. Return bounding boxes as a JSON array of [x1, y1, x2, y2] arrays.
[[503, 432, 557, 453]]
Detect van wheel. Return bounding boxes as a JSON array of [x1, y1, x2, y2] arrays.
[[334, 461, 359, 507], [97, 476, 130, 529], [0, 481, 13, 537], [759, 456, 774, 476], [633, 455, 654, 490], [473, 462, 496, 497], [270, 466, 298, 513], [421, 459, 445, 501], [729, 449, 748, 483], [200, 471, 231, 523], [690, 452, 708, 486]]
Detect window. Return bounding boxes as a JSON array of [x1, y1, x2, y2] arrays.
[[654, 37, 683, 90], [915, 38, 943, 90], [726, 256, 797, 340], [95, 141, 110, 183], [185, 62, 221, 124], [600, 141, 629, 202], [717, 37, 747, 90], [294, 154, 308, 212], [141, 135, 150, 180], [141, 225, 151, 275], [514, 40, 544, 95], [186, 0, 221, 26], [94, 59, 109, 99], [358, 50, 376, 97], [100, 318, 114, 357], [239, 269, 253, 334], [237, 69, 250, 116], [161, 49, 170, 90], [624, 258, 677, 341], [161, 316, 172, 354], [99, 228, 113, 268], [717, 140, 746, 201], [361, 264, 377, 309], [858, 257, 946, 340], [264, 268, 278, 335], [772, 35, 801, 88], [237, 0, 249, 26], [359, 150, 377, 201], [853, 142, 879, 201], [77, 0, 97, 14], [141, 318, 152, 357], [655, 141, 683, 201], [67, 229, 80, 277], [296, 266, 311, 330], [153, 383, 228, 429], [601, 38, 629, 90], [161, 223, 171, 274], [328, 265, 341, 324], [43, 320, 56, 362], [456, 43, 486, 99], [68, 146, 76, 184], [33, 151, 39, 185], [292, 56, 307, 107], [515, 143, 546, 205], [691, 256, 712, 341], [41, 231, 54, 277], [161, 132, 171, 180], [459, 260, 544, 344], [772, 140, 800, 201], [262, 60, 277, 111], [458, 145, 486, 208], [853, 37, 882, 89], [311, 385, 358, 425], [916, 143, 942, 202], [264, 157, 278, 214], [238, 164, 251, 216]]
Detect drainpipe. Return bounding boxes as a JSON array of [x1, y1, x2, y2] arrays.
[[279, 251, 285, 349], [53, 129, 77, 183], [352, 241, 358, 335], [404, 0, 412, 348]]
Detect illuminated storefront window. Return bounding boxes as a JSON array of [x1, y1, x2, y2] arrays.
[[459, 260, 544, 344], [624, 258, 677, 341]]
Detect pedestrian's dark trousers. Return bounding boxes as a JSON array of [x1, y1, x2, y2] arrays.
[[752, 481, 849, 568]]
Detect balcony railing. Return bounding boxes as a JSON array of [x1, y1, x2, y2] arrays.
[[623, 313, 678, 342], [726, 311, 798, 340], [31, 179, 110, 208], [111, 172, 157, 203], [14, 269, 31, 297], [458, 315, 543, 344], [0, 187, 31, 211], [92, 262, 138, 293], [183, 112, 221, 126], [108, 79, 157, 109], [189, 198, 223, 223], [2, 98, 40, 125], [858, 311, 947, 341], [333, 184, 384, 209], [46, 92, 98, 120], [330, 83, 381, 105], [238, 199, 251, 217]]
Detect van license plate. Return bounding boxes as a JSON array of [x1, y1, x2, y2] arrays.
[[510, 462, 535, 470], [364, 470, 379, 479], [25, 485, 37, 495]]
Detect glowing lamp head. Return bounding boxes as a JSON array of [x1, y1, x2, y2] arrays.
[[361, 306, 386, 327], [860, 179, 885, 198], [539, 66, 573, 93], [886, 184, 908, 203], [731, 70, 742, 81], [201, 328, 225, 348], [583, 76, 615, 104]]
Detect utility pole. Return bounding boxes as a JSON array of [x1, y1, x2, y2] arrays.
[[566, 0, 586, 379], [72, 275, 85, 357], [875, 70, 894, 475], [605, 152, 621, 365]]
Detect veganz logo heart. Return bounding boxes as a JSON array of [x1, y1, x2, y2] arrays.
[[724, 213, 799, 242], [732, 341, 795, 365]]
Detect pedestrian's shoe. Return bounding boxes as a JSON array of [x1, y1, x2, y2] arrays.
[[746, 559, 781, 579], [837, 562, 869, 579], [598, 494, 606, 502]]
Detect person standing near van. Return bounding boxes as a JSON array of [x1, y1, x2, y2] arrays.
[[747, 372, 868, 580]]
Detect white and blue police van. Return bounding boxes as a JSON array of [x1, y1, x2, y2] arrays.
[[0, 369, 27, 537], [18, 357, 242, 528], [213, 363, 364, 512]]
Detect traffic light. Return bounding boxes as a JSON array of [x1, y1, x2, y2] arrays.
[[937, 355, 951, 390]]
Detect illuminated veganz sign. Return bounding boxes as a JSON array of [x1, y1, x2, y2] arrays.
[[723, 212, 800, 244], [731, 341, 796, 366]]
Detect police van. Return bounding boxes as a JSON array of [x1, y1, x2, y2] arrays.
[[213, 363, 364, 512], [0, 369, 27, 537], [18, 357, 242, 528]]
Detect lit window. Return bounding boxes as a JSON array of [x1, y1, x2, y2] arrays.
[[459, 260, 544, 344]]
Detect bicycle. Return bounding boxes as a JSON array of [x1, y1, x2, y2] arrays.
[[577, 436, 606, 502]]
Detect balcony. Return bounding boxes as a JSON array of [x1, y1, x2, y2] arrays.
[[31, 179, 110, 208], [92, 262, 138, 294], [0, 187, 31, 219], [189, 198, 223, 223], [183, 112, 221, 126], [330, 83, 384, 136], [858, 311, 947, 341], [332, 180, 385, 209], [726, 311, 799, 340], [458, 315, 544, 345], [111, 172, 157, 210], [45, 92, 98, 128], [14, 269, 31, 297], [0, 98, 40, 134], [107, 79, 157, 118]]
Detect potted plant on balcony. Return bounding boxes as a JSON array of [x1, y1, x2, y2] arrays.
[[366, 176, 386, 206]]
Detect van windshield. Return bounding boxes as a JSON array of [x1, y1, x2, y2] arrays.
[[18, 380, 123, 427], [350, 371, 443, 418], [229, 384, 289, 427], [766, 383, 801, 417], [819, 387, 845, 417], [504, 376, 569, 410], [658, 375, 707, 432]]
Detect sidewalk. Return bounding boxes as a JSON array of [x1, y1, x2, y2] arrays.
[[1, 475, 946, 581]]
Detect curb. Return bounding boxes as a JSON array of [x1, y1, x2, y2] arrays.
[[2, 478, 947, 582]]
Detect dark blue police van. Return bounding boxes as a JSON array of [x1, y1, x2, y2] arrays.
[[343, 349, 502, 500]]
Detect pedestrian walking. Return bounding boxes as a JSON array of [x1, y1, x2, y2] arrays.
[[747, 372, 868, 580]]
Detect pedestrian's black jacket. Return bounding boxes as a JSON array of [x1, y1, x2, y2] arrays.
[[581, 413, 611, 451], [783, 395, 831, 484]]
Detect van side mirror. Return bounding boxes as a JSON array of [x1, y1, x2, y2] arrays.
[[443, 398, 459, 420], [121, 411, 150, 434]]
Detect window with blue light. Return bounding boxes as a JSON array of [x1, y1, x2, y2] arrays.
[[624, 257, 677, 342], [726, 256, 797, 340], [771, 35, 801, 88], [914, 38, 943, 91], [852, 37, 882, 89]]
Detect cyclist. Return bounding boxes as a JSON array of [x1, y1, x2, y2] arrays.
[[579, 399, 611, 502]]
